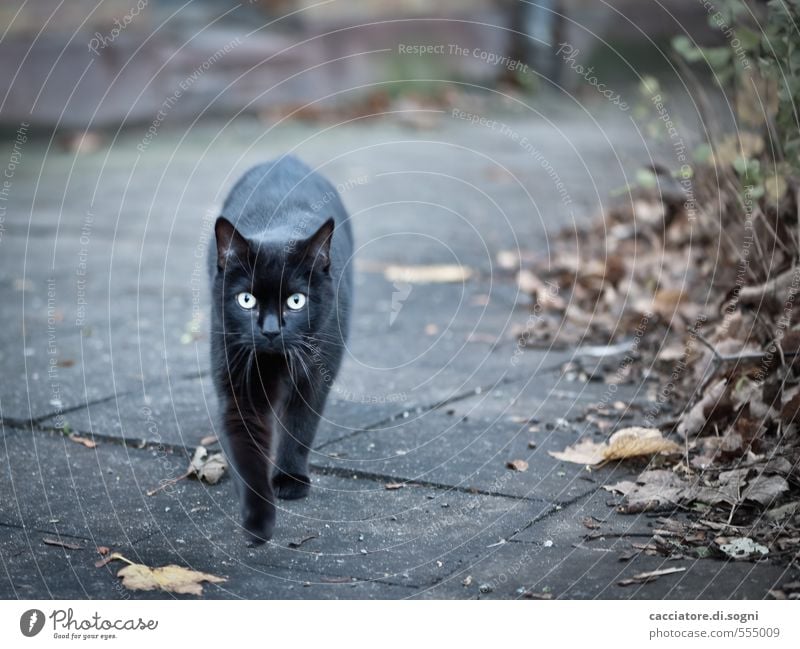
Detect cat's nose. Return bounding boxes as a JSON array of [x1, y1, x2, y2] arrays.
[[261, 313, 281, 339]]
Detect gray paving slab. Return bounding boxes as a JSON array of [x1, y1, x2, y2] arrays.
[[420, 489, 798, 599], [0, 427, 548, 597], [313, 378, 650, 503], [0, 527, 416, 600]]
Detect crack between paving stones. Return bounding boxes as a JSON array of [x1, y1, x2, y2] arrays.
[[3, 367, 216, 431], [248, 566, 422, 592], [14, 364, 576, 508], [0, 520, 101, 544], [506, 486, 599, 543], [34, 390, 137, 425], [0, 389, 139, 430], [127, 529, 424, 592], [11, 424, 557, 505], [311, 464, 553, 504], [314, 367, 563, 451]]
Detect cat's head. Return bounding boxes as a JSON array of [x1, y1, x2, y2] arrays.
[[213, 216, 336, 355]]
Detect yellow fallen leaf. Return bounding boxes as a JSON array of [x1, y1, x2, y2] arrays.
[[548, 438, 606, 465], [384, 264, 472, 284], [111, 554, 226, 595], [603, 427, 681, 461], [549, 428, 680, 466]]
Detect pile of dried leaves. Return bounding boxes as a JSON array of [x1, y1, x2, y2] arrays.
[[517, 143, 800, 570]]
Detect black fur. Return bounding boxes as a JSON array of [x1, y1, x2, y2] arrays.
[[208, 156, 353, 545]]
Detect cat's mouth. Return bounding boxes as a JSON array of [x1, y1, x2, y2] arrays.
[[245, 334, 301, 357]]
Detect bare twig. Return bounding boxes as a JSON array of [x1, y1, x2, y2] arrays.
[[739, 267, 800, 307], [689, 328, 765, 364]]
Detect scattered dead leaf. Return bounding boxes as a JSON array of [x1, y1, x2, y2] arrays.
[[550, 428, 680, 466], [506, 459, 529, 472], [603, 427, 682, 461], [147, 445, 228, 496], [190, 446, 227, 485], [108, 553, 226, 595], [742, 474, 789, 506], [522, 591, 554, 599], [677, 379, 727, 438], [68, 434, 97, 449], [549, 438, 605, 465]]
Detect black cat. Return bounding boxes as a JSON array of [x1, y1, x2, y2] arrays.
[[208, 155, 353, 545]]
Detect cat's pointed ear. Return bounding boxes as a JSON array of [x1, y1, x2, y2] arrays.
[[215, 217, 251, 271], [301, 217, 335, 272]]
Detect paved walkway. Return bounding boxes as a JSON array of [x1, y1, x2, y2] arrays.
[[1, 100, 793, 598]]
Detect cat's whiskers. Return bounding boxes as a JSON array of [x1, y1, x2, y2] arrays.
[[289, 344, 314, 386]]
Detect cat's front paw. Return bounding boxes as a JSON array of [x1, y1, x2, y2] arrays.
[[242, 508, 274, 547], [273, 472, 311, 500]]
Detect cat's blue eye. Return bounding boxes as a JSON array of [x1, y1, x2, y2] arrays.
[[286, 293, 306, 310], [236, 292, 257, 310]]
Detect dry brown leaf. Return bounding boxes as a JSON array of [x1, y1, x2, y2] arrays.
[[384, 482, 405, 490], [111, 553, 226, 595], [605, 470, 688, 513], [550, 428, 679, 466], [523, 591, 554, 600], [549, 438, 605, 465], [68, 434, 97, 449], [602, 480, 638, 496], [517, 269, 565, 310], [384, 264, 471, 284], [506, 459, 529, 472], [648, 288, 688, 318], [147, 445, 228, 496], [656, 344, 686, 363], [603, 427, 681, 461], [677, 379, 727, 438], [742, 475, 789, 506], [190, 446, 227, 485]]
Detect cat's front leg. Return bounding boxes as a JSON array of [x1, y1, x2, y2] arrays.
[[220, 403, 276, 546], [273, 380, 328, 500]]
